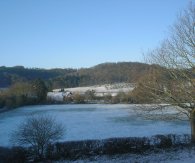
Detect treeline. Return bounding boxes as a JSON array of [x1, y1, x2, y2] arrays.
[[0, 81, 144, 109], [0, 79, 48, 109], [0, 66, 76, 88], [0, 62, 151, 89], [78, 62, 150, 85]]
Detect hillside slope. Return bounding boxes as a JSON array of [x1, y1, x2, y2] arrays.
[[0, 62, 152, 88]]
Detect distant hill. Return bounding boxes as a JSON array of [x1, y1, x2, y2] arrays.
[[78, 62, 151, 85], [0, 66, 76, 88], [0, 62, 152, 89]]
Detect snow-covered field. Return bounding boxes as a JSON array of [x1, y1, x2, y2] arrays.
[[0, 104, 190, 147], [48, 83, 135, 101], [53, 83, 135, 96]]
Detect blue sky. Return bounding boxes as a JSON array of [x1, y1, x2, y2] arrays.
[[0, 0, 191, 69]]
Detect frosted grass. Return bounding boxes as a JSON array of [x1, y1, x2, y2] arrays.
[[0, 104, 190, 147]]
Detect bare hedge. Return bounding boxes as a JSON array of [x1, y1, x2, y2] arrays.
[[0, 134, 192, 162]]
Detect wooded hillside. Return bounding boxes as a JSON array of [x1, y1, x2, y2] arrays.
[[0, 62, 151, 89]]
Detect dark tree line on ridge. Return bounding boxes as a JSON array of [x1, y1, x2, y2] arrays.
[[0, 62, 151, 89]]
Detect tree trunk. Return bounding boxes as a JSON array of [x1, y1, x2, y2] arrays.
[[190, 109, 195, 143]]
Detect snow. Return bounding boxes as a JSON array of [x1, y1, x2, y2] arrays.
[[0, 104, 191, 147], [55, 147, 195, 163], [55, 83, 135, 96], [47, 92, 65, 101]]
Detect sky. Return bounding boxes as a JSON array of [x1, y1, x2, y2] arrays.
[[0, 0, 191, 69]]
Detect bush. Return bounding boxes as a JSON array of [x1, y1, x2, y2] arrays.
[[11, 115, 65, 160], [72, 93, 85, 103], [0, 147, 27, 163]]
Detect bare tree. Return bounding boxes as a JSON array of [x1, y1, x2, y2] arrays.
[[136, 2, 195, 142], [11, 115, 65, 159], [85, 89, 96, 101]]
